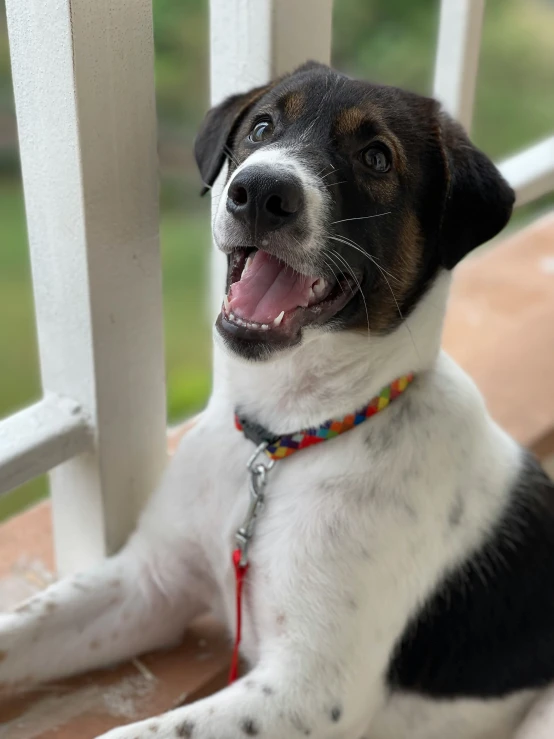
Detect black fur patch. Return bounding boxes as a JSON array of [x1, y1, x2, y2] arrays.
[[330, 705, 342, 722], [240, 718, 259, 736], [175, 720, 195, 738], [387, 451, 554, 697]]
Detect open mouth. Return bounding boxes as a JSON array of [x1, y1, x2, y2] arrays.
[[218, 247, 360, 344]]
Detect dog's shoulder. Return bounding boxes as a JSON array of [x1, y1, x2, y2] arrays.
[[387, 447, 554, 699]]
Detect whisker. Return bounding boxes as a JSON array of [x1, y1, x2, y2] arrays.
[[331, 212, 391, 225], [315, 165, 333, 178], [327, 235, 400, 284], [223, 145, 241, 168], [326, 234, 419, 358], [330, 235, 402, 296], [320, 167, 343, 182], [320, 180, 348, 189], [329, 235, 402, 284], [329, 233, 383, 260], [327, 250, 371, 347], [321, 255, 346, 299]]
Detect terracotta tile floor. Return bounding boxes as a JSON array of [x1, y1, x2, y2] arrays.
[[1, 216, 554, 737]]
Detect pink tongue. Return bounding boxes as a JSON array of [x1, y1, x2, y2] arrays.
[[229, 250, 316, 324]]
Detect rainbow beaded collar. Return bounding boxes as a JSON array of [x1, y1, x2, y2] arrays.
[[235, 373, 414, 460]]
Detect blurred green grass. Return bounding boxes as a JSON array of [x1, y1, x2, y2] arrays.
[[0, 180, 213, 520]]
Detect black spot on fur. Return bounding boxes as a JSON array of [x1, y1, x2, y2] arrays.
[[448, 494, 465, 527], [262, 684, 274, 695], [388, 452, 554, 697], [175, 720, 195, 738], [365, 423, 394, 453], [330, 706, 342, 722], [240, 718, 259, 735], [396, 395, 418, 423], [290, 714, 311, 735]]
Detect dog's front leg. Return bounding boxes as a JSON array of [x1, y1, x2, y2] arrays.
[[0, 528, 211, 689], [96, 652, 378, 739], [0, 421, 219, 690]]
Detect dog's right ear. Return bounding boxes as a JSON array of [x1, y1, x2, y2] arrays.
[[434, 111, 515, 269], [194, 83, 273, 195]]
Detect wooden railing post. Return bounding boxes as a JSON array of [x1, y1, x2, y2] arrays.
[[433, 0, 485, 132], [5, 0, 168, 575]]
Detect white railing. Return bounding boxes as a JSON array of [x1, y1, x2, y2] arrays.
[[433, 0, 554, 204], [1, 0, 553, 576], [2, 0, 168, 575]]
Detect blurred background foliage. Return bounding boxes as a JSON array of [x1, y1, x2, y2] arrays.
[[0, 0, 553, 518]]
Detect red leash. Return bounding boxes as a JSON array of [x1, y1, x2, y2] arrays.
[[229, 548, 249, 683]]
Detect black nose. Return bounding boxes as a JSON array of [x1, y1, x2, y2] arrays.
[[226, 166, 304, 232]]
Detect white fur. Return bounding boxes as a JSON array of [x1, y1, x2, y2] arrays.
[[0, 161, 551, 736]]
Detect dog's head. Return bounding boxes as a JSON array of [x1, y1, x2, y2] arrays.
[[195, 62, 514, 361]]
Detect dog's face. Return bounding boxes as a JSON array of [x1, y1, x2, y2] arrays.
[[195, 62, 514, 361]]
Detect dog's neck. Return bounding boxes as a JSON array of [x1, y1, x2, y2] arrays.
[[212, 273, 451, 433]]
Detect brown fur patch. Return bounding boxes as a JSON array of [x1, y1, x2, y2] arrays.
[[335, 104, 408, 179], [0, 650, 7, 662], [283, 91, 305, 120], [368, 212, 422, 333], [334, 106, 366, 136], [395, 211, 423, 293]]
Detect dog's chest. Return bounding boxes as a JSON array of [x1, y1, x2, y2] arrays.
[[205, 432, 387, 661], [180, 404, 474, 667]]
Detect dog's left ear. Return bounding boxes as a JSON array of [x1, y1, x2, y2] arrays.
[[437, 112, 515, 269], [194, 83, 274, 195]]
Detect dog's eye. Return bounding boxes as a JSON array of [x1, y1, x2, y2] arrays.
[[249, 120, 274, 143], [362, 145, 391, 173]]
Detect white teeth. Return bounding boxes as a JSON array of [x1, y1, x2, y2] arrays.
[[312, 278, 327, 297], [225, 312, 270, 331], [223, 295, 230, 313], [273, 311, 285, 327], [242, 255, 254, 278]]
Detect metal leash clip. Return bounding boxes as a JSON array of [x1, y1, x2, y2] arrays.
[[235, 441, 276, 567]]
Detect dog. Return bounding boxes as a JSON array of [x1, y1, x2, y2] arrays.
[[2, 61, 554, 739]]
